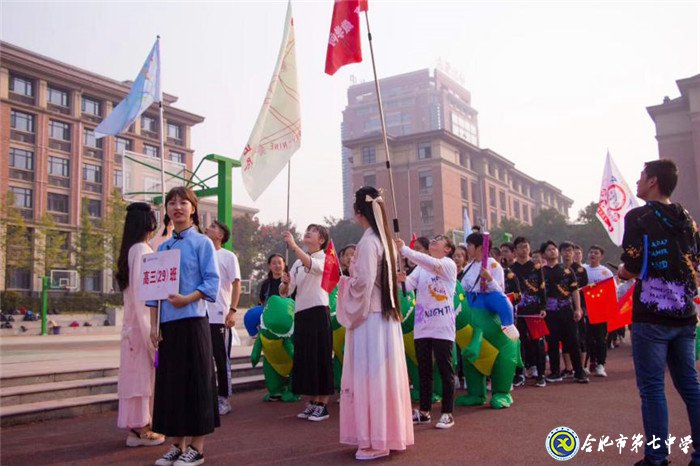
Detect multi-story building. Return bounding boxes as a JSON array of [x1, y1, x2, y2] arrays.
[[647, 73, 700, 221], [0, 41, 254, 294], [341, 68, 572, 237]]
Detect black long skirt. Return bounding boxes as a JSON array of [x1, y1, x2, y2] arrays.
[[291, 306, 334, 396], [152, 317, 220, 437]]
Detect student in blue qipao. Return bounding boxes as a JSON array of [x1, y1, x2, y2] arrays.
[[147, 186, 220, 466]]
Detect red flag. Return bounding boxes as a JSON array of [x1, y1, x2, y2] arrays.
[[321, 240, 341, 294], [409, 233, 417, 249], [325, 0, 364, 75], [608, 282, 635, 332], [583, 277, 618, 324], [524, 316, 549, 340]]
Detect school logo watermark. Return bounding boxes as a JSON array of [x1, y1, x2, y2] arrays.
[[545, 426, 580, 461]]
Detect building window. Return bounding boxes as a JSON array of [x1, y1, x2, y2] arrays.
[[115, 137, 132, 154], [499, 191, 506, 210], [7, 268, 31, 290], [83, 270, 102, 292], [87, 199, 102, 218], [490, 211, 498, 229], [523, 205, 530, 223], [170, 151, 184, 164], [420, 200, 434, 224], [143, 144, 159, 158], [459, 152, 469, 168], [418, 171, 433, 191], [361, 146, 376, 165], [47, 193, 69, 213], [81, 96, 101, 116], [488, 163, 495, 177], [451, 112, 478, 145], [9, 74, 34, 97], [167, 123, 182, 141], [10, 186, 33, 208], [142, 115, 157, 134], [83, 128, 103, 148], [489, 186, 496, 207], [460, 177, 468, 200], [363, 173, 376, 187], [49, 120, 71, 141], [513, 200, 520, 219], [418, 142, 432, 160], [114, 169, 123, 189], [471, 180, 480, 205], [48, 86, 69, 107], [10, 110, 35, 133], [10, 148, 34, 171], [49, 156, 70, 177], [83, 163, 102, 184]]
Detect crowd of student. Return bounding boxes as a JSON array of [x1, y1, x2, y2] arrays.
[[112, 158, 699, 466]]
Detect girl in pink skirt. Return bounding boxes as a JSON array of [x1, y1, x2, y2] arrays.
[[337, 186, 414, 461]]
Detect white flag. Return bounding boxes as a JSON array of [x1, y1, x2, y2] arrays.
[[240, 1, 301, 201], [596, 151, 639, 246]]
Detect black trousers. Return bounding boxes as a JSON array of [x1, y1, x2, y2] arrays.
[[210, 324, 231, 398], [587, 321, 608, 366], [516, 317, 546, 377], [545, 308, 584, 377], [415, 338, 454, 414]]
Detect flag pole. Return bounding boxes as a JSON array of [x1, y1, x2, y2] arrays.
[[156, 35, 165, 347], [363, 10, 406, 295], [285, 161, 291, 264]]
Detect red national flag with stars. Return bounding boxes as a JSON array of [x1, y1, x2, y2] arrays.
[[321, 240, 341, 294], [524, 316, 549, 340], [324, 0, 367, 76], [608, 282, 635, 332], [583, 277, 618, 324]]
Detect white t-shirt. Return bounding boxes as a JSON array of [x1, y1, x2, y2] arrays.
[[208, 248, 241, 325], [282, 250, 329, 312], [401, 246, 457, 342], [583, 264, 614, 286], [460, 257, 504, 293]]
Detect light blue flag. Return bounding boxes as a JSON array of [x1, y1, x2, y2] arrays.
[[95, 38, 161, 139], [463, 209, 472, 243]]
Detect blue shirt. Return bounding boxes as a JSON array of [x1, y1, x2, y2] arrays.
[[146, 226, 220, 323]]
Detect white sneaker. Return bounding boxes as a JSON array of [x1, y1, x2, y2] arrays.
[[528, 366, 539, 379], [435, 413, 454, 429], [501, 324, 520, 340], [355, 448, 390, 460], [218, 396, 231, 415], [595, 364, 608, 377]]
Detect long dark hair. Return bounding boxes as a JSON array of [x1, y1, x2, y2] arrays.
[[354, 186, 400, 321], [163, 186, 202, 233], [116, 202, 157, 290], [266, 253, 286, 280]]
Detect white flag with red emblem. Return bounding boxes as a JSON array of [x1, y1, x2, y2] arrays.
[[596, 151, 639, 246], [241, 1, 301, 201]]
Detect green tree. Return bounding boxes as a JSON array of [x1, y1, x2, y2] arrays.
[[103, 189, 128, 278], [230, 213, 261, 280], [324, 216, 363, 249], [1, 192, 34, 287], [37, 212, 71, 275], [572, 202, 622, 263], [75, 199, 106, 287], [528, 208, 569, 247], [490, 218, 529, 246], [255, 221, 302, 279]]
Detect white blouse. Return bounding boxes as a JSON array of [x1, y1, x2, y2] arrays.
[[281, 249, 329, 312]]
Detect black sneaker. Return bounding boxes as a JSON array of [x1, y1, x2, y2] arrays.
[[173, 446, 204, 466], [575, 373, 589, 384], [155, 445, 183, 466], [412, 409, 431, 424], [513, 374, 526, 387], [307, 404, 330, 421], [561, 369, 574, 379], [535, 376, 547, 387], [545, 373, 563, 383], [297, 402, 316, 419]]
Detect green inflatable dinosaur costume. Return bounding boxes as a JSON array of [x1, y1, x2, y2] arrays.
[[454, 292, 522, 409], [250, 295, 301, 402]]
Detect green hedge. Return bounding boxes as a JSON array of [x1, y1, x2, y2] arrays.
[[1, 291, 123, 314]]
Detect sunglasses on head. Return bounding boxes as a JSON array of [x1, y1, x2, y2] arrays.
[[430, 235, 447, 243]]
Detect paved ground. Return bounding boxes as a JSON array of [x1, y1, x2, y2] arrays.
[[1, 340, 698, 465]]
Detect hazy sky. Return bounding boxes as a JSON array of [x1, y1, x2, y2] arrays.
[[2, 1, 698, 231]]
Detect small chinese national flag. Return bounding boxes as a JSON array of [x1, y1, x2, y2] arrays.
[[409, 233, 417, 249], [524, 317, 549, 340], [608, 282, 635, 332], [324, 0, 367, 75], [583, 277, 618, 324], [321, 240, 341, 294]]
